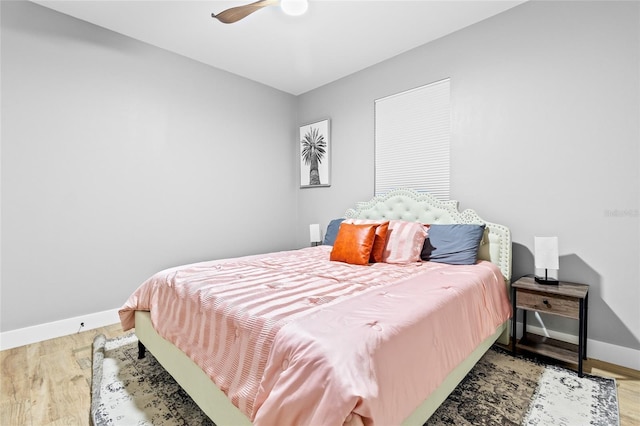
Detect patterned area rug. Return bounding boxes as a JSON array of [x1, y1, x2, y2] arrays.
[[91, 333, 619, 426], [91, 333, 214, 426], [425, 347, 619, 425]]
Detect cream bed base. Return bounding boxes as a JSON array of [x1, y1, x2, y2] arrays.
[[134, 188, 512, 425], [135, 311, 507, 425]]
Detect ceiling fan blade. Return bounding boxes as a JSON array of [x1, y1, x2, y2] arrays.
[[211, 0, 279, 24]]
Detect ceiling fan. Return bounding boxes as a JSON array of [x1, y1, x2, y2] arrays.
[[211, 0, 309, 24]]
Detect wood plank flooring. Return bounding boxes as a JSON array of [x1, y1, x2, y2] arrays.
[[1, 324, 124, 426], [1, 325, 639, 425]]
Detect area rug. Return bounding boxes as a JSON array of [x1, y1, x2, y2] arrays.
[[91, 333, 619, 426], [425, 347, 619, 426]]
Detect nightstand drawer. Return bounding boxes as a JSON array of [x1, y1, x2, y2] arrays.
[[516, 289, 580, 319]]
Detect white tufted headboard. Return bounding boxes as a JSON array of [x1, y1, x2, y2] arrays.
[[344, 188, 512, 283]]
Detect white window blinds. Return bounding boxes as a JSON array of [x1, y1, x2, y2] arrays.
[[374, 78, 450, 199]]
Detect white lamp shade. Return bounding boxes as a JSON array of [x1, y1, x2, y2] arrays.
[[534, 236, 559, 270], [281, 0, 308, 16], [309, 223, 321, 243]]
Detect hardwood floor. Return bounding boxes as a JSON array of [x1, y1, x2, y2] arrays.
[[1, 324, 125, 426], [1, 325, 639, 425]]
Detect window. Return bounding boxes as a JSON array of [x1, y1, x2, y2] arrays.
[[374, 78, 450, 199]]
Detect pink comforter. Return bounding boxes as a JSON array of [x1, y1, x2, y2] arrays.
[[119, 246, 511, 425]]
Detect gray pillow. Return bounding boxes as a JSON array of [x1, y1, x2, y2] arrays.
[[421, 224, 486, 265], [323, 218, 345, 245]]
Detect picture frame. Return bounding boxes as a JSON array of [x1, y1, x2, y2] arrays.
[[299, 118, 331, 188]]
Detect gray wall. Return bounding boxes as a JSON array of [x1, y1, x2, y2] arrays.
[[1, 1, 298, 331], [296, 1, 640, 352]]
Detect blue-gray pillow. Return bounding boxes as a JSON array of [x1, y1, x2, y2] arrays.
[[421, 224, 486, 265], [323, 218, 345, 245]]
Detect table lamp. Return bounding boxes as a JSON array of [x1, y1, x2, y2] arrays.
[[534, 236, 559, 285], [310, 223, 321, 246]]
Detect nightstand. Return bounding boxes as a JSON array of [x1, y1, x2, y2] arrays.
[[511, 276, 589, 377]]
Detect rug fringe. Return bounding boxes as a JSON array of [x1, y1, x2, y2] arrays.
[[90, 334, 107, 426]]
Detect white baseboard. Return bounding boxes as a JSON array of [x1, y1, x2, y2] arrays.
[[516, 321, 640, 371], [587, 338, 640, 371], [0, 308, 121, 351]]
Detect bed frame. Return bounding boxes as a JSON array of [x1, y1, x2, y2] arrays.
[[134, 188, 512, 425]]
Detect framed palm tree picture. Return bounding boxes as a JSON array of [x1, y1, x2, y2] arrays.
[[299, 118, 330, 188]]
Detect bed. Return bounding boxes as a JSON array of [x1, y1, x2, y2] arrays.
[[118, 188, 512, 426]]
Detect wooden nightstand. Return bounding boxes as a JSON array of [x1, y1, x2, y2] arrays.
[[511, 276, 589, 377]]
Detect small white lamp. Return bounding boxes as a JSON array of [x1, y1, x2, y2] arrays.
[[309, 223, 321, 246], [534, 236, 559, 285]]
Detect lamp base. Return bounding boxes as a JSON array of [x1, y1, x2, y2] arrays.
[[535, 276, 559, 285]]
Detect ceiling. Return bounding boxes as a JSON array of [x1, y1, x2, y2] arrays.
[[32, 0, 526, 95]]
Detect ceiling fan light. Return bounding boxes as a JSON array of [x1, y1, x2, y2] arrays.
[[281, 0, 308, 16]]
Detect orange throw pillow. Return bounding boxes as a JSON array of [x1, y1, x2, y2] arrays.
[[330, 223, 377, 265], [369, 221, 390, 263]]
